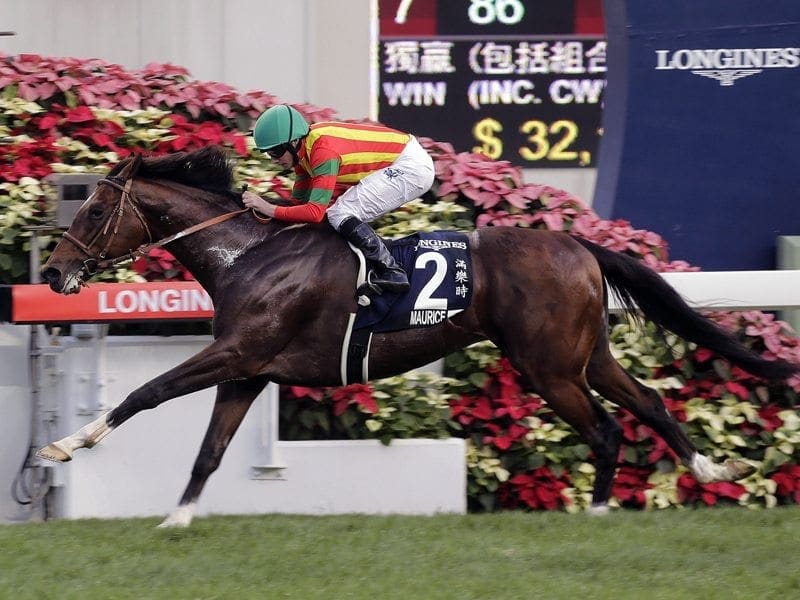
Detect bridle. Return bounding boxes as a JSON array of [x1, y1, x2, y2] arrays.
[[61, 175, 249, 276], [61, 177, 149, 274]]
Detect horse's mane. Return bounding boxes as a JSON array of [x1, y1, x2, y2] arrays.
[[109, 146, 235, 194]]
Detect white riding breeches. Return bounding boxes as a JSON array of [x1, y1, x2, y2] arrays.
[[326, 136, 435, 231]]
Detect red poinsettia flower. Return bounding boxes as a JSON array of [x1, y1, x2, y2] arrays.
[[330, 383, 378, 416], [483, 422, 530, 451], [37, 112, 60, 130], [499, 467, 571, 510], [450, 395, 495, 425], [677, 473, 746, 506], [771, 463, 800, 503], [663, 398, 687, 423], [288, 386, 325, 402], [0, 139, 57, 182], [612, 466, 654, 508], [131, 248, 192, 281], [723, 380, 751, 400], [64, 105, 95, 123], [758, 404, 784, 432]]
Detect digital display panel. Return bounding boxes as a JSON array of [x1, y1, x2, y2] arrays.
[[375, 0, 605, 168]]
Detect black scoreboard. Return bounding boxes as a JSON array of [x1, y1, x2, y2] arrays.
[[375, 0, 605, 168]]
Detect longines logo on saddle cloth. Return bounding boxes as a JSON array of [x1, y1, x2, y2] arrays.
[[341, 231, 473, 385]]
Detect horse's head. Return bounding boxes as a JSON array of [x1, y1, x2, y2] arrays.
[[42, 155, 152, 294]]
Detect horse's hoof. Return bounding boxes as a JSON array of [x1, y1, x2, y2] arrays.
[[156, 504, 196, 528], [36, 442, 72, 463], [156, 518, 190, 529], [588, 503, 610, 516], [725, 459, 756, 481]]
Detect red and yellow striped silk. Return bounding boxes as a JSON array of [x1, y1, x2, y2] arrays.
[[274, 122, 410, 223]]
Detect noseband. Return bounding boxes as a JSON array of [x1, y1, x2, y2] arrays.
[[61, 175, 249, 275]]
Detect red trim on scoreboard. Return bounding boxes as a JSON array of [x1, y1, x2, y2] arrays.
[[6, 282, 214, 323], [574, 0, 605, 34], [379, 0, 437, 36]]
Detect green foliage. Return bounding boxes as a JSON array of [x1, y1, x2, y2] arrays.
[[373, 198, 475, 237], [0, 176, 53, 281], [363, 373, 460, 444], [280, 372, 458, 446]]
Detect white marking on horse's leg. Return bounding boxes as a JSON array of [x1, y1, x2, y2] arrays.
[[588, 503, 610, 516], [82, 411, 114, 448], [157, 502, 197, 529], [36, 411, 114, 463], [689, 453, 723, 483], [689, 452, 756, 483]]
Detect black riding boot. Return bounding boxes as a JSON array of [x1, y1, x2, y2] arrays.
[[338, 217, 410, 294]]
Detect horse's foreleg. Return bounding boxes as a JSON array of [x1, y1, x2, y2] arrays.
[[37, 339, 253, 463], [36, 410, 114, 462], [159, 377, 266, 528], [108, 339, 250, 428]]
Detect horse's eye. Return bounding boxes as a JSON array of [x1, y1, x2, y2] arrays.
[[89, 207, 105, 220]]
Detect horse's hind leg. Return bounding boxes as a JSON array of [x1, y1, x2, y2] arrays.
[[158, 377, 267, 528], [586, 343, 756, 483], [501, 341, 621, 510], [490, 257, 622, 511], [533, 377, 623, 513]]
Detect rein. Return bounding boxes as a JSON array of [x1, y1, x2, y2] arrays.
[[62, 176, 251, 274]]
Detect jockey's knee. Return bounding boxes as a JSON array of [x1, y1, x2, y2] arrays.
[[327, 206, 358, 231]]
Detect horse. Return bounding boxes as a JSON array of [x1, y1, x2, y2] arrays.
[[37, 146, 799, 527]]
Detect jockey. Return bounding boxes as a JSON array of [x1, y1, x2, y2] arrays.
[[243, 104, 435, 295]]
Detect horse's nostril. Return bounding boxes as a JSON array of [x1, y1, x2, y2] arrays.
[[41, 267, 61, 286]]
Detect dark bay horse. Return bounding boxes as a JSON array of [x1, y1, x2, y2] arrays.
[[37, 147, 799, 527]]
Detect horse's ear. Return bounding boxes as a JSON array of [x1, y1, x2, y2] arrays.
[[129, 153, 143, 177], [118, 153, 143, 180]]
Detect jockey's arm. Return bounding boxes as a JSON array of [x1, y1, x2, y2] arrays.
[[273, 151, 341, 224]]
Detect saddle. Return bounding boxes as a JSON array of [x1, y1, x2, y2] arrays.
[[340, 231, 473, 385]]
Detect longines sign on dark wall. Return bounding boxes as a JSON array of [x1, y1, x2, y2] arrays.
[[593, 1, 800, 270], [653, 47, 800, 86], [374, 0, 606, 168]]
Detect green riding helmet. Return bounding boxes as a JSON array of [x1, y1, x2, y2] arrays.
[[253, 105, 310, 150]]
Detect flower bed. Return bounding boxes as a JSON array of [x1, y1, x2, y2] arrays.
[[1, 52, 798, 511]]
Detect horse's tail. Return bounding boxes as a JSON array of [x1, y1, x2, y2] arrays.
[[573, 236, 800, 381]]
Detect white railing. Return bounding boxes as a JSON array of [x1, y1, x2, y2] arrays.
[[611, 270, 800, 313], [4, 270, 800, 522]]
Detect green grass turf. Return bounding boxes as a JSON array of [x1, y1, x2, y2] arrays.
[[1, 507, 798, 599]]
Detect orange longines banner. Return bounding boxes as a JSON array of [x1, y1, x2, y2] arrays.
[[1, 282, 214, 324]]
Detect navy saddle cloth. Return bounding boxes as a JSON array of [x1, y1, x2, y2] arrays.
[[353, 230, 473, 333]]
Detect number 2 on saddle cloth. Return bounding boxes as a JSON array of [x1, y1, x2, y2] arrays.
[[343, 230, 473, 384]]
